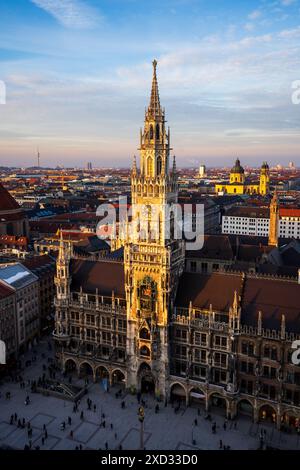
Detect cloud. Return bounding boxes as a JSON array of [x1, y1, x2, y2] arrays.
[[281, 0, 296, 5], [30, 0, 102, 29], [248, 10, 262, 20]]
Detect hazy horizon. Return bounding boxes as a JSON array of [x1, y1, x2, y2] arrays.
[[0, 0, 300, 167]]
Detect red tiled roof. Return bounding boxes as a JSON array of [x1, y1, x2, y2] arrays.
[[0, 235, 28, 247], [225, 206, 269, 218], [0, 183, 20, 211], [242, 277, 300, 332], [23, 254, 55, 270], [70, 258, 125, 298], [279, 208, 300, 218], [175, 272, 243, 311]]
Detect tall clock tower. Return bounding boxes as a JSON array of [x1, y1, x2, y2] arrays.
[[124, 60, 185, 398]]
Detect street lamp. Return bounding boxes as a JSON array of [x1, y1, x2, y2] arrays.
[[138, 406, 145, 450], [191, 424, 196, 446]]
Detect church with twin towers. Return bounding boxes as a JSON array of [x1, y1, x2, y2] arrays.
[[54, 61, 300, 428]]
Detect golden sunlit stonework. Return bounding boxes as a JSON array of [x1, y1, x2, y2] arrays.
[[215, 159, 270, 195], [124, 59, 185, 395], [53, 61, 300, 429]]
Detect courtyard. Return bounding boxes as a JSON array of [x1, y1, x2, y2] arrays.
[[0, 337, 299, 451]]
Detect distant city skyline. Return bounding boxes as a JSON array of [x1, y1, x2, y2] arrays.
[[0, 0, 300, 167]]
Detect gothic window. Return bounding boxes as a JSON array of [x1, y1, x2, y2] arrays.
[[140, 328, 150, 340], [140, 345, 150, 357], [6, 222, 13, 236], [149, 125, 154, 140], [147, 156, 153, 176], [156, 124, 160, 139], [157, 156, 162, 176]]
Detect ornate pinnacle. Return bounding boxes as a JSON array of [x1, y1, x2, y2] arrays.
[[149, 59, 161, 115]]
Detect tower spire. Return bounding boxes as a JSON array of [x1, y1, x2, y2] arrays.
[[268, 190, 279, 247], [148, 59, 161, 116]]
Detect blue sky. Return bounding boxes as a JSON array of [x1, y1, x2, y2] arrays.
[[0, 0, 299, 167]]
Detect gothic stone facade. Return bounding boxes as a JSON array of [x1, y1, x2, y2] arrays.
[[54, 62, 300, 430]]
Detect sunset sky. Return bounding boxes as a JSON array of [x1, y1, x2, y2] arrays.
[[0, 0, 300, 168]]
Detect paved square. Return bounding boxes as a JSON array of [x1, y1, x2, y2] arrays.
[[0, 337, 299, 451], [120, 427, 151, 450], [71, 422, 99, 444], [30, 413, 55, 429], [0, 422, 18, 440]]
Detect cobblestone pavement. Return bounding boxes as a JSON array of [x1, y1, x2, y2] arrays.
[[0, 338, 299, 450]]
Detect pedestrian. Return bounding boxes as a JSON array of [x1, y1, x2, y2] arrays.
[[105, 442, 108, 450], [10, 415, 13, 425], [80, 411, 84, 420], [219, 439, 223, 449], [68, 416, 72, 426], [93, 404, 96, 413], [114, 432, 117, 440], [194, 418, 198, 426], [223, 421, 227, 431], [110, 423, 113, 430], [41, 437, 45, 446], [70, 430, 74, 439], [45, 430, 48, 439]]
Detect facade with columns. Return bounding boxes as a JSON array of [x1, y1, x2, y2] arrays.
[[54, 61, 300, 430]]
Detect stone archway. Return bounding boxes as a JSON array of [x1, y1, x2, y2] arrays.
[[79, 361, 94, 379], [259, 404, 277, 424], [112, 369, 125, 387], [64, 358, 78, 374], [237, 399, 254, 420], [209, 393, 228, 417], [170, 383, 187, 404], [95, 365, 109, 380], [189, 387, 206, 409], [138, 362, 155, 394], [95, 365, 110, 391], [281, 410, 300, 432]]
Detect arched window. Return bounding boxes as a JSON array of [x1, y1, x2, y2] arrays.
[[140, 345, 150, 357], [147, 157, 153, 176], [149, 125, 154, 140], [156, 124, 160, 139], [6, 222, 14, 236], [140, 328, 150, 340], [157, 156, 162, 176]]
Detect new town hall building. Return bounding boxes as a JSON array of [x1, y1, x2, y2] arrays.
[[54, 61, 300, 430]]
